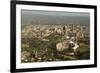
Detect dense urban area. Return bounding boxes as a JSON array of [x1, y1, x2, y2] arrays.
[[21, 23, 90, 63]]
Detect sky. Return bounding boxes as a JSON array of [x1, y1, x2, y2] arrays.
[[21, 9, 90, 25]]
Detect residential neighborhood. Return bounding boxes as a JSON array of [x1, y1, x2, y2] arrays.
[[21, 23, 90, 63]]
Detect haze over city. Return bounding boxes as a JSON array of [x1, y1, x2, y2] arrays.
[[21, 10, 90, 25]]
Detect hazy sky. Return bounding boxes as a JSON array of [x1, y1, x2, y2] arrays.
[[21, 10, 90, 25]]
